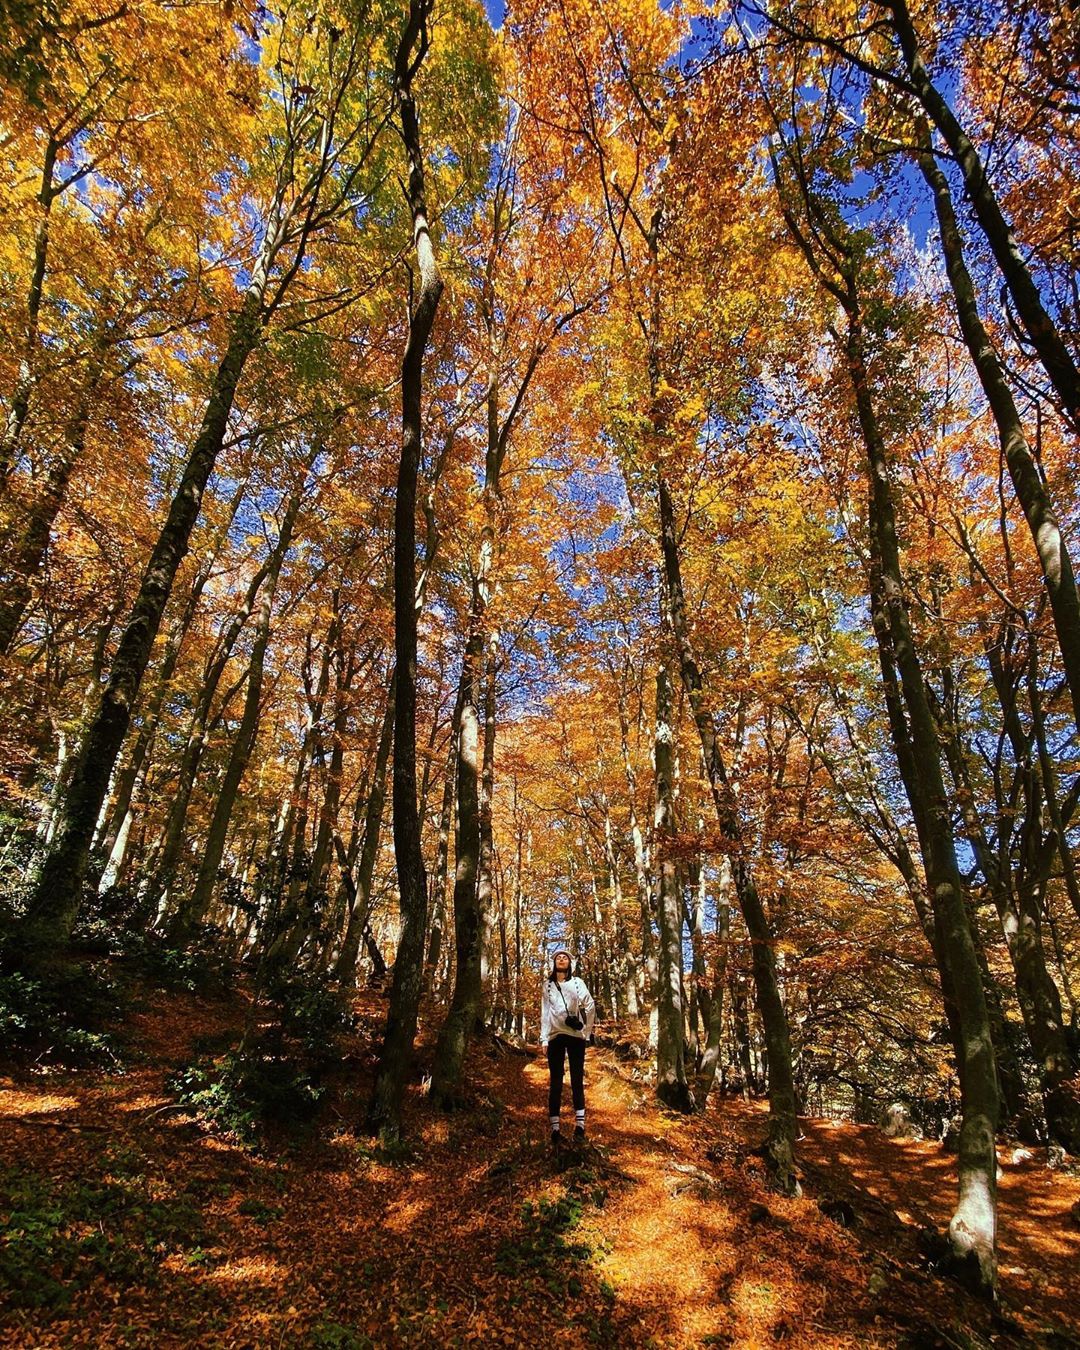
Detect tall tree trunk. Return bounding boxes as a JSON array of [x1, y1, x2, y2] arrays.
[[145, 548, 274, 917], [654, 661, 694, 1112], [697, 861, 732, 1098], [657, 473, 799, 1191], [618, 683, 654, 1010], [775, 166, 1001, 1279], [310, 602, 354, 904], [335, 671, 396, 984], [269, 622, 337, 969], [846, 304, 1000, 1292], [93, 475, 248, 874], [424, 682, 464, 993], [936, 653, 1078, 1149], [170, 484, 303, 942], [476, 637, 498, 1008], [430, 625, 483, 1106], [686, 835, 711, 1069], [368, 0, 443, 1140]]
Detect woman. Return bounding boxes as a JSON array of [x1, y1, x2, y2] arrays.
[[540, 948, 595, 1143]]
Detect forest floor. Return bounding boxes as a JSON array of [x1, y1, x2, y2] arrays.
[[1, 981, 1079, 1349]]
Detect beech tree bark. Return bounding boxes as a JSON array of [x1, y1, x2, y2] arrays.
[[776, 164, 1000, 1286], [424, 684, 465, 994], [93, 475, 248, 881], [852, 310, 999, 1290], [335, 672, 396, 985], [653, 661, 694, 1112], [145, 549, 274, 918], [169, 482, 304, 944], [657, 473, 800, 1191], [430, 626, 483, 1106], [368, 0, 443, 1139]]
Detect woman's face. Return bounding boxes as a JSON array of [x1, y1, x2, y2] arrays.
[[554, 952, 571, 975]]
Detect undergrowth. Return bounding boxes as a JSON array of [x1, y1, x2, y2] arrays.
[[167, 971, 356, 1145], [0, 961, 125, 1068], [0, 1147, 208, 1314]]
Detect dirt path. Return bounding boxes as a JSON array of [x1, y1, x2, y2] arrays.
[[509, 1045, 1080, 1348], [2, 996, 1079, 1348]]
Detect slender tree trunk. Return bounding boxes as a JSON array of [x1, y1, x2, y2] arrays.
[[846, 303, 999, 1292], [93, 476, 248, 873], [476, 637, 498, 1006], [936, 658, 1077, 1149], [310, 608, 354, 903], [654, 661, 694, 1112], [332, 836, 387, 980], [146, 549, 274, 916], [618, 688, 654, 1011], [170, 485, 302, 942], [917, 133, 1080, 734], [369, 0, 443, 1139], [1029, 665, 1080, 925], [37, 612, 119, 845], [424, 682, 464, 993], [430, 626, 483, 1106], [601, 787, 638, 1018], [335, 672, 396, 984], [657, 473, 799, 1190], [779, 134, 1000, 1262], [731, 969, 755, 1094], [697, 861, 732, 1098], [686, 838, 711, 1068], [271, 627, 336, 969]]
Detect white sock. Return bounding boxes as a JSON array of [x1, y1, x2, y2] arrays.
[[550, 1116, 560, 1131], [575, 1110, 585, 1128]]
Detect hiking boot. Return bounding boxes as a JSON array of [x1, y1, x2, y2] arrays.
[[574, 1125, 586, 1140], [550, 1128, 561, 1146]]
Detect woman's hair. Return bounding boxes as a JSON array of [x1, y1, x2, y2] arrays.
[[548, 949, 574, 982]]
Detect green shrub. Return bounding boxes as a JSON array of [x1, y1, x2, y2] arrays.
[[168, 1049, 323, 1145], [166, 967, 352, 1144], [0, 962, 124, 1067], [266, 971, 355, 1066]]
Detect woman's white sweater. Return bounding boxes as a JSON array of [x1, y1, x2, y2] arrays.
[[540, 975, 595, 1046]]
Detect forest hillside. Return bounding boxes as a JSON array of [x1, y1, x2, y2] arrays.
[[2, 980, 1079, 1347], [2, 0, 1080, 1339]]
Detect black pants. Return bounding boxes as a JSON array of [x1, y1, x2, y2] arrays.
[[547, 1034, 586, 1116]]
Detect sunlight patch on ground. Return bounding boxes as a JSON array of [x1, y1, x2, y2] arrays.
[[203, 1254, 290, 1286], [0, 1088, 80, 1116]]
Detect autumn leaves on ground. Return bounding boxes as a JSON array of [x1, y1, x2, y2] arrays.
[[2, 978, 1078, 1350]]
